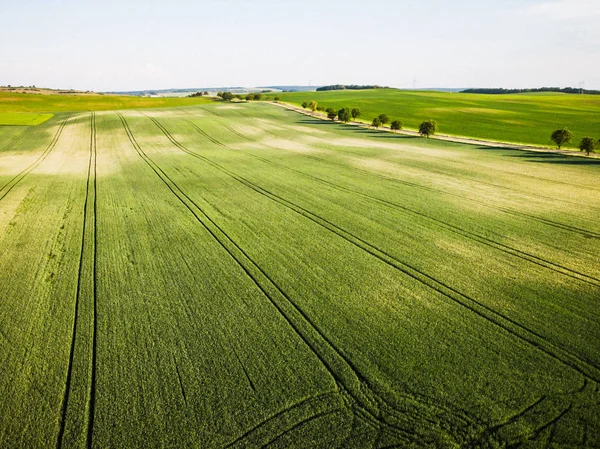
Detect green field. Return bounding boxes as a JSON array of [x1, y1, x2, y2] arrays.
[[0, 102, 599, 448], [0, 91, 212, 114], [277, 89, 600, 149], [0, 112, 54, 126]]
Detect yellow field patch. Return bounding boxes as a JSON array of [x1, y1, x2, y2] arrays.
[[0, 112, 53, 126]]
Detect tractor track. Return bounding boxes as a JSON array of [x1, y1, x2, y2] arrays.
[[56, 113, 97, 449], [197, 123, 600, 289], [0, 126, 33, 153], [0, 116, 70, 202], [223, 391, 340, 448], [231, 347, 256, 392], [86, 111, 99, 449], [173, 357, 188, 406], [143, 114, 600, 386], [260, 409, 346, 448], [222, 121, 600, 239], [120, 112, 475, 446]]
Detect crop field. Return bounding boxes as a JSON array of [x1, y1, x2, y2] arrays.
[[277, 89, 600, 149], [0, 92, 212, 114], [0, 112, 54, 126], [0, 102, 599, 448]]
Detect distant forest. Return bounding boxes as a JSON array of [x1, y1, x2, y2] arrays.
[[461, 87, 600, 95], [316, 84, 389, 91]]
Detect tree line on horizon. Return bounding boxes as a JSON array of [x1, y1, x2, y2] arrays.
[[461, 87, 600, 95], [316, 84, 390, 92], [213, 91, 281, 102]]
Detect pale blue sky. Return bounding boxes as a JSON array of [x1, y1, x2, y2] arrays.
[[1, 0, 599, 91]]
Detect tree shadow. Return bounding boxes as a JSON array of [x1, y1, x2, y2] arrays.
[[297, 119, 337, 125], [506, 151, 600, 165], [343, 128, 420, 139], [470, 145, 518, 152]]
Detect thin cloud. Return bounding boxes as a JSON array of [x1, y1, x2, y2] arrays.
[[522, 0, 600, 20]]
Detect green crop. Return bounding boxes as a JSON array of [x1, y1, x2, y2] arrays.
[[0, 92, 212, 114], [278, 89, 600, 149], [0, 102, 598, 448], [0, 112, 53, 126]]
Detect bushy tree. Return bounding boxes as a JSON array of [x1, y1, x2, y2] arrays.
[[221, 91, 234, 101], [551, 128, 573, 149], [326, 108, 337, 120], [254, 93, 263, 101], [378, 114, 390, 126], [245, 93, 255, 101], [337, 107, 351, 123], [301, 101, 308, 109], [351, 108, 361, 119], [372, 117, 382, 128], [419, 120, 437, 137], [203, 91, 209, 96], [217, 91, 223, 98], [390, 120, 403, 132], [317, 105, 325, 112], [579, 137, 597, 155], [274, 96, 280, 102], [309, 101, 318, 112]]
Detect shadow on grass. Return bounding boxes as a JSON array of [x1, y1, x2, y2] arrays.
[[296, 120, 421, 139], [347, 129, 420, 139], [507, 151, 600, 165], [297, 119, 337, 125]]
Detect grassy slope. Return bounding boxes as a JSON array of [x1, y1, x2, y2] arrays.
[[0, 92, 212, 114], [277, 89, 600, 149], [0, 103, 598, 447]]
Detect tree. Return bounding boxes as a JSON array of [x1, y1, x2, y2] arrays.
[[337, 107, 351, 123], [254, 93, 263, 101], [351, 108, 361, 119], [326, 108, 337, 120], [221, 91, 234, 101], [245, 93, 255, 101], [378, 114, 390, 126], [203, 91, 209, 96], [419, 120, 437, 137], [309, 101, 318, 112], [579, 137, 597, 155], [390, 120, 403, 132], [274, 96, 281, 102], [372, 117, 382, 128], [217, 91, 223, 98], [301, 101, 308, 109], [317, 106, 325, 111], [551, 128, 573, 149]]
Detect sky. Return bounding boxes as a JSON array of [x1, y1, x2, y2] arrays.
[[1, 0, 599, 91]]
